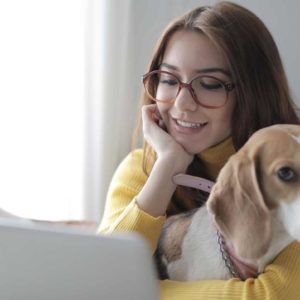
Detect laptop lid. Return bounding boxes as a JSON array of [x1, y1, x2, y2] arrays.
[[0, 218, 160, 300]]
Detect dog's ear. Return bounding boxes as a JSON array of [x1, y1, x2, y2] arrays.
[[207, 148, 272, 259]]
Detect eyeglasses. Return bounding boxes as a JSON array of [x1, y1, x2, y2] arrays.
[[142, 70, 235, 109]]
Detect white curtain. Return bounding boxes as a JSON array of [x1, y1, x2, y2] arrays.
[[85, 0, 137, 221]]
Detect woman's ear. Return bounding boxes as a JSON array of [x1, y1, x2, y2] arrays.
[[207, 149, 272, 259]]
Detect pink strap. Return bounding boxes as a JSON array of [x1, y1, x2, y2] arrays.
[[173, 174, 215, 193]]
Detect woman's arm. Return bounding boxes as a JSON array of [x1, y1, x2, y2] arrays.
[[99, 104, 193, 251], [136, 104, 193, 217], [98, 149, 167, 252], [160, 242, 300, 300]]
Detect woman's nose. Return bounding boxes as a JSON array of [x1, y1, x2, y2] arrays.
[[174, 86, 198, 112]]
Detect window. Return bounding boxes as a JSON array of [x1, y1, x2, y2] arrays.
[[0, 0, 85, 220]]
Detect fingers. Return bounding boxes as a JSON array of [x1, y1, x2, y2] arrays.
[[142, 104, 166, 130], [142, 104, 168, 151], [154, 107, 167, 130], [141, 104, 194, 168], [142, 104, 159, 131], [152, 106, 160, 122]]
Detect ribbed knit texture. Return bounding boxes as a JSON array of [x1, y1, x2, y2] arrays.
[[197, 136, 236, 180], [160, 242, 300, 299], [98, 140, 300, 299], [98, 150, 166, 252]]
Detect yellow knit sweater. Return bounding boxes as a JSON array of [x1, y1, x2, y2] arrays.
[[99, 138, 300, 300]]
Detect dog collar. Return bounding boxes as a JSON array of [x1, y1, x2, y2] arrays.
[[173, 174, 215, 193], [217, 230, 259, 280]]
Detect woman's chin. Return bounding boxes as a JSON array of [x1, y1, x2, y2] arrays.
[[173, 137, 207, 155]]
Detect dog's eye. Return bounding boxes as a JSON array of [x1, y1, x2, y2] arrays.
[[277, 167, 297, 182]]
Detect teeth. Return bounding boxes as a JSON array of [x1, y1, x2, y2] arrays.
[[176, 119, 207, 128]]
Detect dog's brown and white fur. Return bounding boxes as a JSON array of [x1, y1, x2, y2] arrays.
[[156, 124, 300, 281]]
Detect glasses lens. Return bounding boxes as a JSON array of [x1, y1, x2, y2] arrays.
[[145, 71, 179, 102], [192, 76, 227, 107], [144, 72, 229, 108]]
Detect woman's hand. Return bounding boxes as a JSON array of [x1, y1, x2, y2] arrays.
[[134, 104, 194, 217], [142, 104, 193, 173]]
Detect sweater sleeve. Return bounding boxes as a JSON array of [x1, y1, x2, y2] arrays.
[[160, 242, 300, 300], [98, 149, 166, 252]]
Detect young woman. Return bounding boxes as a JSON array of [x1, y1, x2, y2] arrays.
[[99, 2, 300, 299]]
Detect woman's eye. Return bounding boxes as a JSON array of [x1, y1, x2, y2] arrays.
[[200, 81, 223, 90], [194, 77, 225, 91], [160, 78, 178, 86], [277, 167, 297, 182]]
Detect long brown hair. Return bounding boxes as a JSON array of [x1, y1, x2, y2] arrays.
[[135, 1, 299, 213]]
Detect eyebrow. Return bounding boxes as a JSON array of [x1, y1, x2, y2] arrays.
[[160, 63, 231, 76]]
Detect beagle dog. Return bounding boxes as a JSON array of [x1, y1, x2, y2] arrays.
[[156, 124, 300, 281]]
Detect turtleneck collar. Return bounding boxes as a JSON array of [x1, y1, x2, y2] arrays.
[[197, 136, 236, 181]]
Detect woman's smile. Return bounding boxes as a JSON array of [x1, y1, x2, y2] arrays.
[[172, 117, 208, 134]]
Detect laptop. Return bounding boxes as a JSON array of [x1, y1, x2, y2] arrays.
[[0, 218, 160, 300]]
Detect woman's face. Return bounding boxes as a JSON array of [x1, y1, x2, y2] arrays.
[[157, 30, 235, 154]]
